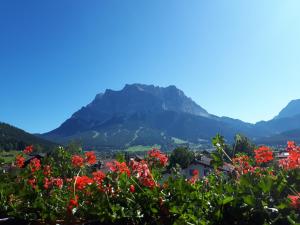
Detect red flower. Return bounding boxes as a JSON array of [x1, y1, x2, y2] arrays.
[[129, 160, 156, 188], [192, 169, 199, 176], [43, 177, 52, 190], [148, 148, 168, 166], [23, 145, 33, 154], [43, 165, 51, 176], [254, 146, 273, 164], [28, 177, 37, 189], [288, 194, 300, 209], [72, 155, 84, 168], [279, 141, 300, 170], [75, 176, 93, 190], [189, 169, 199, 185], [68, 195, 79, 213], [53, 178, 64, 189], [92, 170, 106, 186], [233, 155, 251, 175], [29, 158, 41, 173], [15, 155, 25, 168], [85, 151, 97, 165], [129, 184, 135, 193], [106, 161, 131, 176]]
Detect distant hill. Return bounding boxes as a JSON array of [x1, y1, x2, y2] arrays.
[[0, 122, 57, 151], [42, 84, 256, 150]]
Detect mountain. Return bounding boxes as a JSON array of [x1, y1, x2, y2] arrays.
[[41, 84, 300, 149], [254, 100, 300, 145], [42, 84, 255, 150], [274, 99, 300, 119], [0, 122, 57, 151]]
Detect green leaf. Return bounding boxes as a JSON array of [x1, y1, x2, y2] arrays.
[[243, 195, 255, 206], [222, 196, 234, 205]]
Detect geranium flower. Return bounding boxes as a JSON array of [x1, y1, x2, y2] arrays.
[[129, 184, 135, 193], [92, 170, 106, 187], [85, 151, 97, 165], [29, 158, 41, 173], [43, 177, 52, 190], [75, 176, 93, 190], [15, 155, 25, 168], [23, 145, 33, 154], [28, 177, 37, 189], [129, 160, 156, 188], [53, 178, 64, 189], [254, 146, 273, 164], [279, 141, 300, 170], [106, 161, 131, 176], [68, 195, 79, 213], [72, 155, 84, 168], [43, 165, 51, 176], [288, 194, 300, 209], [148, 148, 168, 166]]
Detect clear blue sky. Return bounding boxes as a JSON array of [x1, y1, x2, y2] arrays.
[[1, 0, 300, 133]]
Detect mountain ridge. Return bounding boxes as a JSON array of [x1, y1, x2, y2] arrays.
[[41, 84, 300, 149]]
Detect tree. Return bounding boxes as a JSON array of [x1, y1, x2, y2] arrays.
[[169, 147, 194, 169], [232, 134, 255, 157]]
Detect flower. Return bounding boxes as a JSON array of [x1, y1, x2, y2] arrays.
[[129, 184, 135, 193], [28, 177, 37, 189], [23, 145, 33, 154], [130, 160, 156, 188], [254, 146, 273, 164], [85, 151, 97, 165], [189, 169, 199, 185], [192, 169, 199, 176], [288, 194, 300, 209], [92, 171, 106, 189], [233, 155, 251, 175], [106, 161, 131, 176], [43, 165, 51, 176], [148, 148, 168, 166], [15, 155, 25, 168], [72, 155, 84, 168], [43, 177, 52, 190], [279, 141, 300, 170], [53, 178, 64, 189], [29, 158, 41, 173], [68, 195, 79, 213], [75, 176, 93, 190]]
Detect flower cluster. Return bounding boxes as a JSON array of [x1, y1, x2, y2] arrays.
[[232, 155, 251, 175], [254, 146, 273, 164], [75, 176, 93, 191], [85, 151, 97, 165], [148, 148, 168, 166], [106, 160, 131, 177], [188, 169, 199, 184], [15, 155, 25, 168], [29, 158, 41, 173], [130, 160, 156, 188], [72, 151, 97, 168], [279, 141, 300, 170], [23, 145, 33, 154], [288, 194, 300, 209]]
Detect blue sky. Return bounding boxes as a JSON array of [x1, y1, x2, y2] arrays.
[[1, 0, 300, 133]]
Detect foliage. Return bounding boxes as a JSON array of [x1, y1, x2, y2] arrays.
[[232, 133, 256, 157], [0, 122, 56, 152], [169, 147, 194, 169], [0, 137, 299, 224]]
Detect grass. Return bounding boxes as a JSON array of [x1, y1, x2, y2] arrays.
[[124, 145, 161, 152], [0, 150, 20, 164]]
